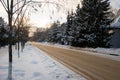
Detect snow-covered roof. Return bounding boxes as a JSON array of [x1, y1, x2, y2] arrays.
[[111, 12, 120, 28], [111, 17, 120, 28]]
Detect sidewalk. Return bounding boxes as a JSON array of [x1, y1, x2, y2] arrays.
[[0, 44, 86, 80]]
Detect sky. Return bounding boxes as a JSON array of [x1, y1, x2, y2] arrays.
[[0, 0, 120, 28], [110, 0, 120, 9], [28, 0, 82, 27]]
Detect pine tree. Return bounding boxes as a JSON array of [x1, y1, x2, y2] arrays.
[[47, 21, 60, 43], [75, 0, 112, 47], [71, 4, 88, 47], [65, 11, 75, 45], [60, 23, 67, 45], [0, 17, 9, 47]]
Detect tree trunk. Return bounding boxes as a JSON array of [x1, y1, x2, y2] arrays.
[[8, 0, 14, 79], [8, 14, 12, 63], [8, 14, 13, 80]]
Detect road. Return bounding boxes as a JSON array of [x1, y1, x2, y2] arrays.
[[31, 42, 120, 80]]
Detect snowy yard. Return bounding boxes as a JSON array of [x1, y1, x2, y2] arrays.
[[0, 43, 86, 80], [80, 48, 120, 61]]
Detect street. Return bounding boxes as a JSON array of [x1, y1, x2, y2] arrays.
[[31, 42, 120, 80]]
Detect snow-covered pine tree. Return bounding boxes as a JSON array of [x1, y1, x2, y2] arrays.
[[71, 4, 88, 47], [47, 21, 60, 43], [0, 17, 9, 47], [65, 11, 75, 45], [75, 0, 112, 47], [59, 23, 67, 45]]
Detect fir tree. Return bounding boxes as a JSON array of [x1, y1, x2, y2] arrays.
[[75, 0, 112, 47], [66, 11, 75, 45], [72, 4, 88, 47], [0, 17, 9, 47], [47, 21, 60, 43]]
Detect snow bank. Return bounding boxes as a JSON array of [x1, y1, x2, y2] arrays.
[[41, 42, 70, 49], [0, 43, 86, 80], [90, 48, 120, 56], [84, 48, 120, 61]]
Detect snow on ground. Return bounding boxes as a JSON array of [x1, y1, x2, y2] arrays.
[[41, 42, 120, 61], [41, 42, 70, 49], [0, 43, 86, 80], [84, 48, 120, 61], [86, 48, 120, 56]]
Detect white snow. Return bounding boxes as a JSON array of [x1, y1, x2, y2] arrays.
[[41, 42, 70, 49], [82, 48, 120, 61], [111, 16, 120, 27], [111, 9, 120, 28], [0, 43, 86, 80]]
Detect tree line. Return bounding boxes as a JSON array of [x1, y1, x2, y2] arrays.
[[0, 17, 29, 48], [33, 0, 113, 48], [0, 0, 67, 79]]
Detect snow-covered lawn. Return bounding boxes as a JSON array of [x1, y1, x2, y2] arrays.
[[84, 48, 120, 61], [0, 43, 86, 80]]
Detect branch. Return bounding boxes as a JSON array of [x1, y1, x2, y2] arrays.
[[10, 0, 14, 15], [0, 0, 8, 12], [13, 1, 30, 14], [13, 1, 27, 25], [7, 0, 10, 12], [19, 7, 27, 26], [13, 0, 65, 14], [30, 1, 64, 7], [13, 0, 66, 26], [2, 0, 7, 8], [13, 0, 24, 7]]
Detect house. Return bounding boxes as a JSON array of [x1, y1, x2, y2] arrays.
[[110, 15, 120, 48]]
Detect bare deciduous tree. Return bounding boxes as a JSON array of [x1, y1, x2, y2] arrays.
[[0, 0, 65, 79]]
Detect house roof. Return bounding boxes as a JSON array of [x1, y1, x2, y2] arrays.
[[111, 9, 120, 28], [111, 15, 120, 28]]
